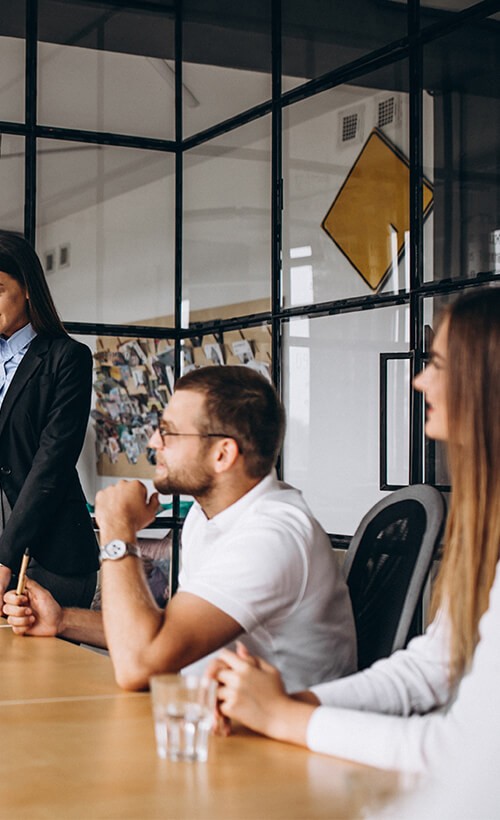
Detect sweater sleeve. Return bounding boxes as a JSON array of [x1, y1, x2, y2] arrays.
[[306, 565, 500, 775], [309, 609, 451, 716]]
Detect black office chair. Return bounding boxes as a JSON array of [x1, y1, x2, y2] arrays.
[[343, 484, 446, 670]]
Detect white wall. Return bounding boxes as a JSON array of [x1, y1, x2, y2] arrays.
[[38, 173, 175, 324], [283, 305, 410, 534]]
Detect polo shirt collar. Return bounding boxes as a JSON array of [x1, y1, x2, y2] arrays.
[[196, 471, 278, 531]]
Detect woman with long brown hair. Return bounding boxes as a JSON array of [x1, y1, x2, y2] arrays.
[[0, 231, 98, 607], [212, 287, 500, 775]]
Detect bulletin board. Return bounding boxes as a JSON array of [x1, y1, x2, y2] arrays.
[[93, 299, 272, 478]]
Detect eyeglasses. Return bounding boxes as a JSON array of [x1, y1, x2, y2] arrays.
[[157, 425, 240, 451]]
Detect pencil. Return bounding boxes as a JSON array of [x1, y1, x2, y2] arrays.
[[16, 549, 30, 595]]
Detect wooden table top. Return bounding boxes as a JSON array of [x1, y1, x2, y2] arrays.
[[0, 623, 401, 819]]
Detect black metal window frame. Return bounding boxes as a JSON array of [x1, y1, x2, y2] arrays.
[[2, 0, 499, 573]]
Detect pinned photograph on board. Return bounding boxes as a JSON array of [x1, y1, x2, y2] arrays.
[[245, 360, 272, 381], [165, 365, 175, 394], [204, 343, 225, 366], [181, 345, 197, 375], [232, 339, 254, 364], [118, 340, 147, 366]]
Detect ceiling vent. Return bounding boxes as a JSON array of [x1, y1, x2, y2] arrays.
[[377, 96, 399, 129], [342, 112, 359, 142], [44, 249, 56, 275], [337, 104, 365, 148]]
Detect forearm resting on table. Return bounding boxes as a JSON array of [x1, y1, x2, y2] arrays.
[[59, 607, 107, 648], [272, 690, 321, 746], [264, 696, 319, 747]]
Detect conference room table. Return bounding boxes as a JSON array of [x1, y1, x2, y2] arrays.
[[0, 621, 405, 819]]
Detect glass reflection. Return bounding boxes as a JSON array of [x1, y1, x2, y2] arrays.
[[282, 64, 418, 306], [282, 0, 407, 89], [38, 0, 175, 139], [0, 134, 25, 234], [424, 16, 500, 282], [182, 0, 271, 136], [73, 332, 175, 504], [183, 116, 271, 321], [0, 0, 25, 124], [36, 139, 175, 325], [422, 296, 452, 488], [282, 305, 409, 535]]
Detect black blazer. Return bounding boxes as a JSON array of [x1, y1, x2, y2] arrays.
[[0, 334, 99, 577]]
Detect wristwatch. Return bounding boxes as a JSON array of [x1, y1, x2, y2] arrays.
[[99, 539, 141, 563]]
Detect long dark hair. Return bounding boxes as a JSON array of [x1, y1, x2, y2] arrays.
[[0, 231, 66, 337]]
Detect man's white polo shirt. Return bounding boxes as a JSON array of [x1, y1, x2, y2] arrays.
[[179, 472, 356, 691]]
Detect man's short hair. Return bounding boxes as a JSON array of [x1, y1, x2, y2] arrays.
[[174, 365, 285, 479]]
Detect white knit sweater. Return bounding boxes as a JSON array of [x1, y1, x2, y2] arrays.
[[306, 562, 500, 774]]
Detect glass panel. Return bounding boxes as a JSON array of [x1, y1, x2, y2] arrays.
[[420, 0, 489, 27], [183, 0, 271, 137], [386, 356, 411, 487], [282, 0, 407, 91], [0, 134, 24, 233], [180, 326, 272, 382], [74, 332, 177, 508], [422, 294, 453, 488], [0, 0, 25, 123], [424, 16, 500, 283], [38, 0, 175, 139], [36, 139, 175, 325], [75, 324, 273, 512], [282, 305, 410, 535], [282, 61, 425, 306], [183, 116, 271, 323]]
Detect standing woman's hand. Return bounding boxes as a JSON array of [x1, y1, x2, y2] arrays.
[[0, 564, 12, 612]]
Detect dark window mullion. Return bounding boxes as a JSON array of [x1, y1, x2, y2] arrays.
[[24, 0, 38, 244], [408, 0, 425, 486]]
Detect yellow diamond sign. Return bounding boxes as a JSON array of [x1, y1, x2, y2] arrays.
[[322, 129, 433, 291]]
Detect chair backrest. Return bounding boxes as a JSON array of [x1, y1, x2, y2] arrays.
[[343, 484, 446, 670]]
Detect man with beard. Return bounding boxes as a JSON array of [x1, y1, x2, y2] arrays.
[[3, 366, 356, 692]]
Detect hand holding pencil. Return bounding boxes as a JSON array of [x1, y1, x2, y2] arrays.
[[0, 550, 29, 624], [3, 575, 62, 637], [16, 549, 30, 595]]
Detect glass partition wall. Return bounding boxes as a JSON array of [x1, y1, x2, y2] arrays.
[[1, 0, 499, 588]]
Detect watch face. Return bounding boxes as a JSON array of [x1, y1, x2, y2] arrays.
[[104, 540, 126, 559]]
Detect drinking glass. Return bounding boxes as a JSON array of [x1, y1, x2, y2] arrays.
[[150, 674, 217, 762]]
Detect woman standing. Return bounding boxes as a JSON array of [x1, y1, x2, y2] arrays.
[[0, 231, 98, 607], [212, 287, 500, 777]]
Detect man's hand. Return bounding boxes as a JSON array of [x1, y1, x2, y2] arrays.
[[0, 565, 12, 612], [95, 480, 159, 545], [3, 579, 62, 636]]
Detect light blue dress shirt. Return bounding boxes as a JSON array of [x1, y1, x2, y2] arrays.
[[0, 323, 37, 408]]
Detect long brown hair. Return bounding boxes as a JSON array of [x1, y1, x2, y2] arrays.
[[0, 231, 66, 337], [431, 287, 500, 682]]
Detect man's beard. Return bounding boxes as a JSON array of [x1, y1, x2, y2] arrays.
[[153, 464, 215, 499]]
